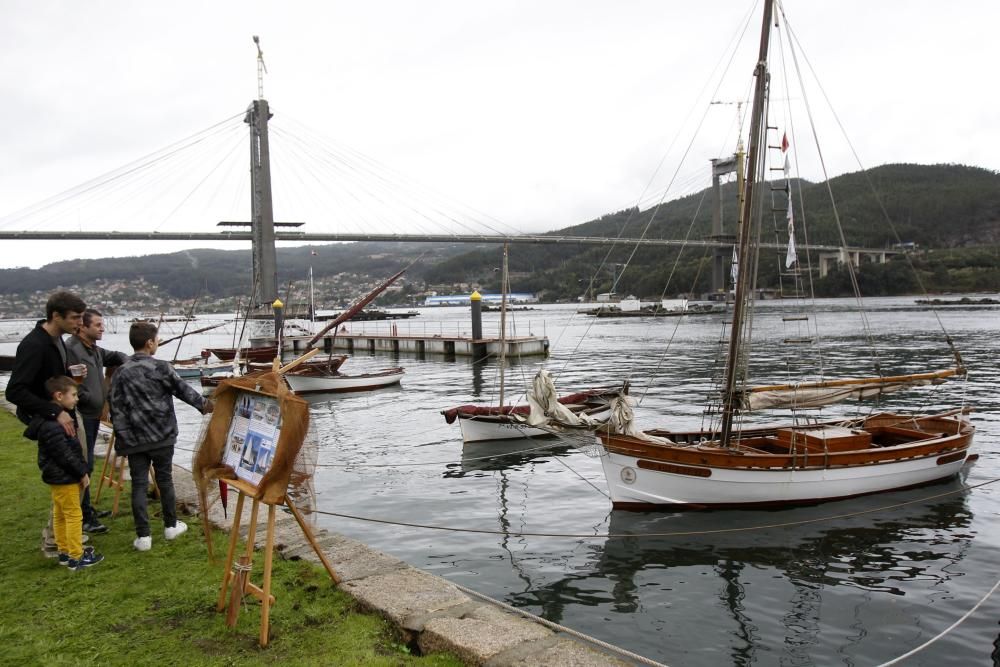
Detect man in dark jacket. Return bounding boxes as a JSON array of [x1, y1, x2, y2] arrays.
[[24, 376, 105, 570], [7, 291, 88, 557], [110, 321, 213, 552], [66, 308, 128, 534]]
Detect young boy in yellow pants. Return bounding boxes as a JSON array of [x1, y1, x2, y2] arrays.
[[24, 376, 105, 570]]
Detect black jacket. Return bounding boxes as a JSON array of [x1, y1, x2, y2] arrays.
[[7, 321, 71, 425], [24, 406, 88, 486]]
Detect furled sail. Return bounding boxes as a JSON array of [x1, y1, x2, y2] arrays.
[[743, 368, 960, 411]]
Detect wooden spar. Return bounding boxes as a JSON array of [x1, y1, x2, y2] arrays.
[[748, 368, 961, 393], [159, 321, 227, 346], [305, 268, 406, 349], [275, 348, 319, 375], [498, 243, 509, 407], [720, 0, 775, 448]]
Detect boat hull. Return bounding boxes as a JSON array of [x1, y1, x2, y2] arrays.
[[284, 368, 403, 394], [598, 413, 974, 509], [457, 405, 613, 443]]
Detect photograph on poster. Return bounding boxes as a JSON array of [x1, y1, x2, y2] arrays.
[[222, 391, 282, 486]]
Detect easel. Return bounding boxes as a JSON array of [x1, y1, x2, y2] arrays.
[[94, 429, 159, 517], [216, 477, 340, 647]]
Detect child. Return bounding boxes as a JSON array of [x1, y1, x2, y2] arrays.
[[109, 322, 213, 552], [24, 376, 105, 570]]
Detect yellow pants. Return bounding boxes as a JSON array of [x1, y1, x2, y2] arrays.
[[50, 483, 83, 560]]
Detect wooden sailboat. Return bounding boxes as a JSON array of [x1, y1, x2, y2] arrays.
[[443, 244, 626, 442], [597, 0, 974, 509]]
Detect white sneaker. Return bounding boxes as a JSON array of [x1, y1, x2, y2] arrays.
[[133, 536, 152, 552], [164, 521, 188, 540]]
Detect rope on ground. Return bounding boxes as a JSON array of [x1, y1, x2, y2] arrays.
[[453, 581, 670, 667], [306, 477, 1000, 539], [876, 576, 1000, 667]]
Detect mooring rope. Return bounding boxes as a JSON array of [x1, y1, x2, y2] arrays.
[[876, 576, 1000, 667], [306, 477, 1000, 539]]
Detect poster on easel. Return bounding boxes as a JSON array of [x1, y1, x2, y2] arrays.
[[223, 391, 283, 487]]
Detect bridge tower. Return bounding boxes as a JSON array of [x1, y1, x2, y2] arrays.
[[709, 154, 738, 295], [247, 36, 278, 306]]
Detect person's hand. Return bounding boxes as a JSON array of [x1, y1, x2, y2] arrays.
[[57, 410, 76, 437], [80, 474, 90, 489], [203, 399, 215, 414]]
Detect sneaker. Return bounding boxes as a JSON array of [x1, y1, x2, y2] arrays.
[[67, 551, 104, 570], [133, 535, 152, 552], [164, 521, 188, 540], [57, 553, 71, 566], [95, 509, 112, 519], [42, 544, 60, 559], [83, 520, 109, 534], [81, 534, 90, 544]]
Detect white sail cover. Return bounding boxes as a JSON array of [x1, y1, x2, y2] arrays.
[[526, 369, 598, 427], [607, 394, 673, 444], [746, 378, 933, 411]]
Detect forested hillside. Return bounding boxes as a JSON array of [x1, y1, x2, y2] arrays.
[[1, 163, 997, 309]]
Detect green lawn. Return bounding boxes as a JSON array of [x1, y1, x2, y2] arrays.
[[0, 406, 462, 666]]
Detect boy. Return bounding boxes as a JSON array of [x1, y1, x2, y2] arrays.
[[109, 322, 213, 552], [24, 376, 105, 570]]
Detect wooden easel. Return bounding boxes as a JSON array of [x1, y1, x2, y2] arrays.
[[216, 477, 340, 647], [94, 430, 159, 517], [94, 431, 126, 514]]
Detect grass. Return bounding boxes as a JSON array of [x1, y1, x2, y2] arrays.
[[0, 406, 463, 666]]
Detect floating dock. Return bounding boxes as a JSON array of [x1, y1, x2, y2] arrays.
[[256, 332, 550, 359]]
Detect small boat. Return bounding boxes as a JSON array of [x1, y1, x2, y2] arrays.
[[443, 370, 627, 443], [284, 367, 404, 394], [205, 346, 279, 362], [0, 354, 15, 371], [172, 359, 237, 379], [246, 355, 348, 374]]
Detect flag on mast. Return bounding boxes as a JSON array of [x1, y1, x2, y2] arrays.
[[781, 132, 789, 153]]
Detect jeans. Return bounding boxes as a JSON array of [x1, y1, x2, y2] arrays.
[[127, 446, 177, 538], [81, 417, 100, 523]]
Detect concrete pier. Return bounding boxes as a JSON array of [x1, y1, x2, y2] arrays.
[[255, 332, 550, 359]]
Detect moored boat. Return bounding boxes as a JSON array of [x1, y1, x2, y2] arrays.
[[283, 367, 404, 394], [206, 346, 278, 362]]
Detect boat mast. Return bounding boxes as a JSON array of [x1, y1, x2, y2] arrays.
[[498, 242, 509, 407], [719, 0, 775, 447]]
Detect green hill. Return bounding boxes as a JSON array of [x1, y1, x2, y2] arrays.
[[1, 163, 997, 312]]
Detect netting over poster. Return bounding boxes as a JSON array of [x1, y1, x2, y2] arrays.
[[192, 371, 318, 516]]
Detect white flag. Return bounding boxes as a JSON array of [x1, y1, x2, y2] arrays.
[[783, 153, 790, 178], [785, 190, 797, 268]]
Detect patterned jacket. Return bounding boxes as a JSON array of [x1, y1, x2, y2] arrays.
[[109, 352, 206, 455]]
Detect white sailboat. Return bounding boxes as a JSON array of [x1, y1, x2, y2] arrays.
[[597, 0, 974, 509], [443, 243, 626, 443]]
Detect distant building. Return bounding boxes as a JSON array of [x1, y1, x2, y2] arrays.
[[423, 293, 538, 306]]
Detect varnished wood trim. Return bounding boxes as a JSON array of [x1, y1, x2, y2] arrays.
[[637, 460, 712, 477], [936, 451, 966, 466]]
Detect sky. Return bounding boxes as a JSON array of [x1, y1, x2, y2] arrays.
[[1, 0, 997, 269]]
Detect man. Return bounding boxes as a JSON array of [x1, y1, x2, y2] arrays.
[[110, 322, 212, 552], [66, 308, 128, 534], [7, 291, 88, 557]]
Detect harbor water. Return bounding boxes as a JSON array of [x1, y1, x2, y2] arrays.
[[2, 295, 998, 666]]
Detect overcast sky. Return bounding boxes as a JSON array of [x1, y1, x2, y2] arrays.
[[1, 1, 997, 269]]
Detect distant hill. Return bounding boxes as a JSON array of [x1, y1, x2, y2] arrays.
[[1, 163, 997, 312]]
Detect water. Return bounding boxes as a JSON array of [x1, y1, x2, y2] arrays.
[[3, 296, 998, 666]]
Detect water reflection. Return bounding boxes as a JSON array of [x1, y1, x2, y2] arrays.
[[503, 477, 976, 665]]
